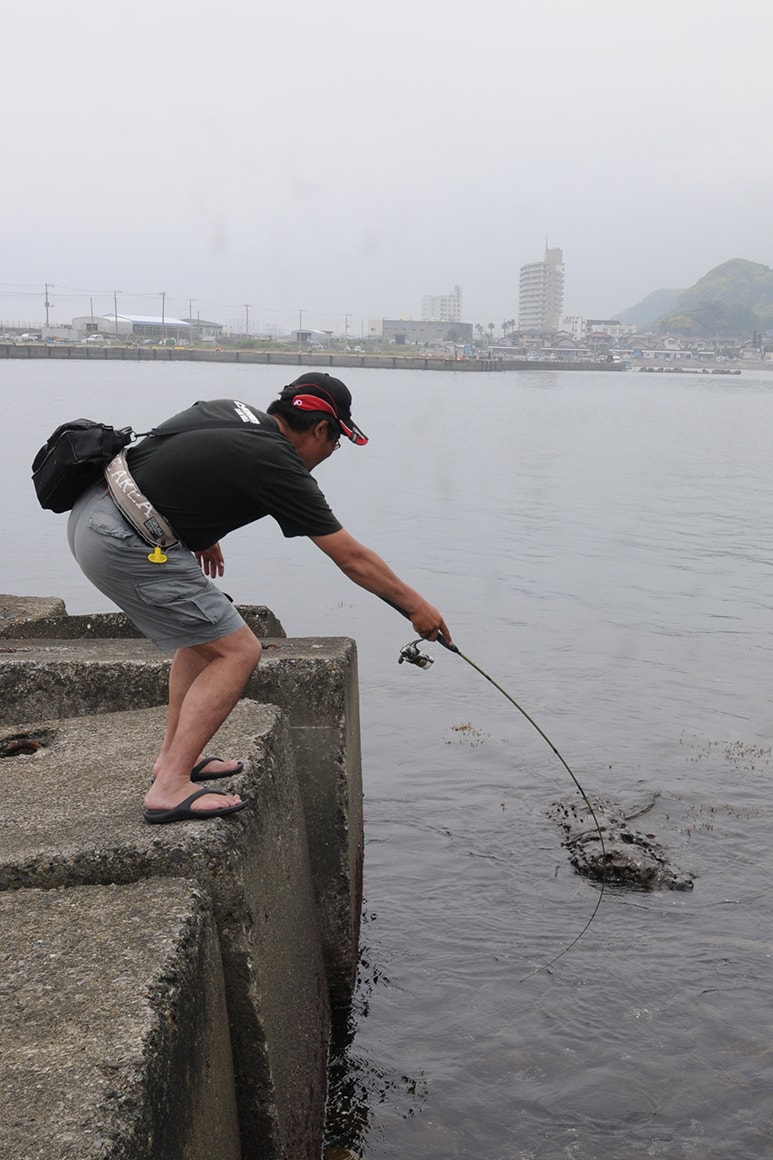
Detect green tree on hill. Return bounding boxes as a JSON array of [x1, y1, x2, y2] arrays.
[[656, 259, 773, 337]]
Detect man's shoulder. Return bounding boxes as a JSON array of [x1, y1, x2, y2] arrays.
[[155, 399, 277, 433]]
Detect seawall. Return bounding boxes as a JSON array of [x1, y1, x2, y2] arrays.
[[0, 595, 364, 1160], [0, 342, 627, 373]]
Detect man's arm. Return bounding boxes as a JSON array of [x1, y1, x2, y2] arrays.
[[311, 528, 452, 644]]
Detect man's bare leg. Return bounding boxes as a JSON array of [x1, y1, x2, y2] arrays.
[[144, 625, 262, 813], [153, 647, 246, 779]]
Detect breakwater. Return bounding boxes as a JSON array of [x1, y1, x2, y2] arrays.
[[0, 595, 363, 1160], [0, 342, 626, 373]]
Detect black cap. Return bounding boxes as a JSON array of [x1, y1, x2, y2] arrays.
[[279, 372, 368, 446]]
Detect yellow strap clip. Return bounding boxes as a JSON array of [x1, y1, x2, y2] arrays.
[[147, 546, 168, 564]]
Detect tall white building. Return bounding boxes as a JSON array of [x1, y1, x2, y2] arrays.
[[421, 284, 462, 323], [518, 247, 564, 331]]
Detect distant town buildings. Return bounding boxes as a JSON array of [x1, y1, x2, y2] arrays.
[[369, 318, 473, 345], [518, 247, 565, 331], [6, 265, 769, 363], [562, 316, 637, 343], [421, 285, 462, 323], [561, 314, 586, 342], [69, 314, 225, 342], [370, 284, 469, 345]]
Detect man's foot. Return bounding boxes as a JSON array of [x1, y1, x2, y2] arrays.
[[151, 755, 244, 784], [144, 779, 244, 816], [143, 786, 249, 825]]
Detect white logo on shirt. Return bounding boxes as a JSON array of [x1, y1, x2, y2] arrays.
[[233, 400, 261, 424]]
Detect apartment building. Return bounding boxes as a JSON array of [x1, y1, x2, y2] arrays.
[[421, 284, 462, 323], [518, 247, 565, 331]]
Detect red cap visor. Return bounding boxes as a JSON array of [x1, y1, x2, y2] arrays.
[[290, 394, 368, 445]]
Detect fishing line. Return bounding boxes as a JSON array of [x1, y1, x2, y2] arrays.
[[392, 615, 607, 975]]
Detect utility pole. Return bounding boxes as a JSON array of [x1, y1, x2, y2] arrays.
[[113, 291, 121, 340], [44, 283, 51, 328], [344, 313, 350, 343], [244, 304, 251, 337]]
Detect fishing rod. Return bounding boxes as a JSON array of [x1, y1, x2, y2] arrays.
[[387, 600, 607, 975]]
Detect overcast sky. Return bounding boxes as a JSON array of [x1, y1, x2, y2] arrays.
[[2, 0, 771, 334]]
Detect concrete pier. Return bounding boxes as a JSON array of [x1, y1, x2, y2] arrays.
[[0, 597, 364, 1160], [0, 341, 628, 373]]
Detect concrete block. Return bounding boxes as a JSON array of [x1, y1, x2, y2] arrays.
[[0, 635, 363, 1005], [0, 603, 286, 640], [0, 879, 240, 1160], [0, 594, 66, 626], [246, 645, 364, 1006], [0, 702, 330, 1160]]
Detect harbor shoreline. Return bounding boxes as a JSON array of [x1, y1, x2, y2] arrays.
[[1, 341, 628, 373]]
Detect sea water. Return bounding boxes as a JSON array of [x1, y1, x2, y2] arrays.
[[6, 358, 773, 1158]]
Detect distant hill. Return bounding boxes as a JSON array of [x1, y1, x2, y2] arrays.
[[654, 259, 773, 338], [614, 288, 683, 329]]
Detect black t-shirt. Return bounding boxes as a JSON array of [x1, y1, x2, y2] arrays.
[[126, 399, 342, 550]]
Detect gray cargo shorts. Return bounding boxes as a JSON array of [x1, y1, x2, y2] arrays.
[[67, 482, 246, 652]]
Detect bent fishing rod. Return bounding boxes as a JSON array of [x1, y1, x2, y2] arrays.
[[384, 599, 607, 975]]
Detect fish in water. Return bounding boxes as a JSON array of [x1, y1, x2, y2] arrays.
[[547, 792, 694, 891]]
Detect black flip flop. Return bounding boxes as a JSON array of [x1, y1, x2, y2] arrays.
[[143, 787, 249, 825], [190, 756, 244, 782]]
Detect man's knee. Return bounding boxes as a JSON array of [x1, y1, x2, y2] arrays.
[[239, 629, 263, 671], [197, 626, 262, 670]]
